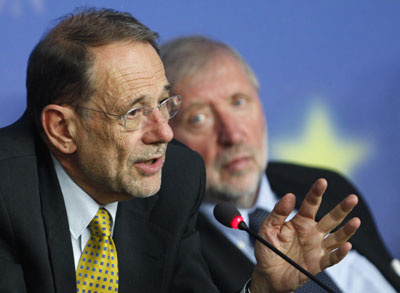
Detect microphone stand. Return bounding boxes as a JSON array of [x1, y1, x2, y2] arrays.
[[238, 222, 335, 293]]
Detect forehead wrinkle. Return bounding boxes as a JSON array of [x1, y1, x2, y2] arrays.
[[184, 101, 208, 112], [115, 67, 169, 104], [91, 69, 129, 112], [92, 46, 168, 113], [115, 65, 166, 88]]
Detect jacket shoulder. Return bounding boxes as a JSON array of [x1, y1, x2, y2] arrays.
[[266, 161, 358, 198], [0, 112, 37, 160]]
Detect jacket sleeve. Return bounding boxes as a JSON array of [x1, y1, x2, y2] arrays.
[[0, 191, 27, 293]]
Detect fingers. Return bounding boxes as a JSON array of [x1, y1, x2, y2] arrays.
[[320, 217, 360, 270], [318, 194, 359, 233], [265, 193, 296, 227], [297, 178, 327, 219], [321, 242, 353, 269], [323, 217, 361, 250]]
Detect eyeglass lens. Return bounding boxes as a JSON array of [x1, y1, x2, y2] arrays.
[[125, 95, 181, 130]]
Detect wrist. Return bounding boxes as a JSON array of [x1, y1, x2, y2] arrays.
[[249, 268, 273, 293], [250, 267, 293, 293]]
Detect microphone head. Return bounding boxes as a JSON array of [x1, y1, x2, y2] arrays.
[[213, 202, 245, 229]]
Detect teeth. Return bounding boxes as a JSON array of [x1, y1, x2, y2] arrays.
[[145, 159, 156, 164]]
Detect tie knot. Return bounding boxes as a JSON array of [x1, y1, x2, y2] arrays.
[[89, 208, 112, 237]]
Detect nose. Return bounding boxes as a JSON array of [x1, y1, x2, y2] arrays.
[[216, 110, 243, 146], [142, 109, 173, 144]]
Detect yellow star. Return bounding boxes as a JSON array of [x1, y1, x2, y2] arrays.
[[271, 100, 372, 176]]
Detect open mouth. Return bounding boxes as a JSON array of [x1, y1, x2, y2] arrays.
[[135, 156, 164, 174], [144, 158, 156, 164]]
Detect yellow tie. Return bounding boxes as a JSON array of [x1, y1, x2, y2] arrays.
[[76, 208, 119, 292]]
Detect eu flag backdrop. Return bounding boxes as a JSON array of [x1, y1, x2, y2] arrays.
[[1, 0, 399, 259]]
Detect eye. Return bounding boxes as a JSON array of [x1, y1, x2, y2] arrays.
[[126, 108, 141, 119], [189, 113, 206, 125], [232, 96, 247, 107], [186, 110, 212, 131]]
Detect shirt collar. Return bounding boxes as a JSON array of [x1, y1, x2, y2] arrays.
[[200, 174, 275, 225], [51, 154, 118, 240], [199, 174, 276, 262]]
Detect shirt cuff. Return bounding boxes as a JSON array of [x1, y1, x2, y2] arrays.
[[241, 279, 251, 293]]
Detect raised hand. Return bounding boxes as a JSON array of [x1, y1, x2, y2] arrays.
[[250, 178, 361, 293]]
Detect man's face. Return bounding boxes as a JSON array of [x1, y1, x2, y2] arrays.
[[170, 53, 268, 208], [71, 42, 173, 203]]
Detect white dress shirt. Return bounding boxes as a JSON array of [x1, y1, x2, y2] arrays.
[[51, 155, 118, 269], [200, 174, 396, 292]]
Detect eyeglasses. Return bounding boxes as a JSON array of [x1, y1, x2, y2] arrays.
[[75, 95, 182, 131]]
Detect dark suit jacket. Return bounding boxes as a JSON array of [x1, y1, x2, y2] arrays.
[[0, 114, 219, 293], [198, 162, 400, 292]]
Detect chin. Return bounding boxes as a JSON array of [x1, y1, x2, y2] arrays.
[[138, 180, 162, 198], [126, 172, 163, 197], [121, 181, 161, 199], [208, 179, 259, 202]]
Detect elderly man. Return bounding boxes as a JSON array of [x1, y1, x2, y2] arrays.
[[0, 9, 360, 293], [161, 36, 400, 292]]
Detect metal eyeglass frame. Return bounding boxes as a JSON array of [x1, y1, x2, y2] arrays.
[[74, 94, 182, 131]]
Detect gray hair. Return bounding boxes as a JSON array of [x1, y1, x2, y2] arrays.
[[160, 35, 259, 90]]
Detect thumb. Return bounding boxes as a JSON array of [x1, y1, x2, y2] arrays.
[[264, 193, 296, 228]]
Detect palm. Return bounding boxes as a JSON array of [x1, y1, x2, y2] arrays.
[[251, 179, 360, 293]]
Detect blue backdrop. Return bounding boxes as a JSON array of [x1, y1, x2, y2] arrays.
[[1, 0, 399, 259]]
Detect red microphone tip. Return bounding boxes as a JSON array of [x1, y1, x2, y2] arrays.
[[231, 216, 244, 229]]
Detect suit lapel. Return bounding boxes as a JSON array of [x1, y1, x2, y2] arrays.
[[197, 212, 254, 292], [36, 141, 76, 293], [114, 196, 172, 293]]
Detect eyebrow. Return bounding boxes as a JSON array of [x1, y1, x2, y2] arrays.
[[185, 102, 208, 112], [126, 84, 171, 109]]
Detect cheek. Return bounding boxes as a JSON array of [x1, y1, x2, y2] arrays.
[[115, 132, 141, 159], [247, 109, 266, 142], [95, 128, 135, 167]]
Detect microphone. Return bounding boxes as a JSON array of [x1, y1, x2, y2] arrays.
[[213, 202, 335, 293]]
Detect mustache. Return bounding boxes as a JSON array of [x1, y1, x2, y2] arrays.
[[214, 143, 257, 169], [131, 144, 167, 163]]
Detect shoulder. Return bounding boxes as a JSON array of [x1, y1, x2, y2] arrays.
[[0, 112, 37, 160], [266, 161, 358, 197], [159, 138, 205, 207], [267, 161, 350, 183], [266, 161, 364, 223], [164, 139, 205, 176], [166, 138, 203, 161]]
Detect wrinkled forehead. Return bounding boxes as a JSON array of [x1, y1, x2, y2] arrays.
[[90, 42, 168, 107], [177, 53, 257, 102]]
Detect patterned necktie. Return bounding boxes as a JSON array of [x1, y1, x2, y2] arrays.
[[249, 208, 341, 293], [296, 273, 341, 293], [248, 208, 270, 245], [76, 208, 119, 292]]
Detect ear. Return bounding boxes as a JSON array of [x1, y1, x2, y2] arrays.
[[41, 104, 78, 154]]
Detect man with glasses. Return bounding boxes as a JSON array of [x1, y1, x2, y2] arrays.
[[161, 35, 400, 292], [0, 8, 360, 293]]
